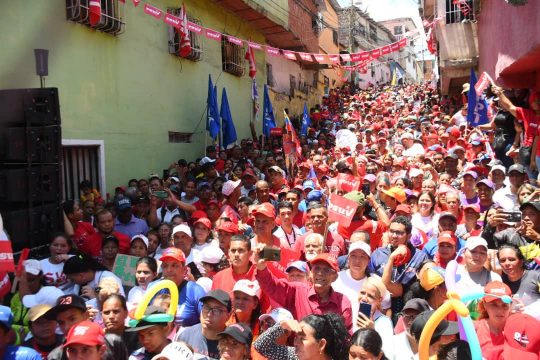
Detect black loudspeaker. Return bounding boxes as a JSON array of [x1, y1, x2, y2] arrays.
[[0, 88, 62, 252]]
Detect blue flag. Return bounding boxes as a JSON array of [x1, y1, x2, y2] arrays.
[[220, 88, 237, 149], [467, 69, 489, 127], [206, 75, 220, 140], [300, 103, 311, 136], [262, 84, 276, 138]]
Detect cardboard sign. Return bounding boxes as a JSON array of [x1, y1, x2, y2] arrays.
[[336, 173, 361, 192], [112, 254, 140, 287], [328, 194, 358, 228]]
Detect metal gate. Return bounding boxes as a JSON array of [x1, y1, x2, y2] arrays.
[[62, 146, 101, 201]]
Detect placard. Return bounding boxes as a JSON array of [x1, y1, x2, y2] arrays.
[[328, 194, 358, 228], [112, 254, 139, 287]]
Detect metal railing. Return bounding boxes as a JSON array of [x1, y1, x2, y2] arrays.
[[66, 0, 125, 35]]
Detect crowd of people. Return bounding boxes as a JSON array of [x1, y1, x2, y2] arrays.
[[2, 81, 540, 360]]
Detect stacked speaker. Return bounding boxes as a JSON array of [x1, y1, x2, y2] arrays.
[[0, 88, 62, 253]]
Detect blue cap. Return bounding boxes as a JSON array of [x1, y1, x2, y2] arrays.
[[306, 190, 323, 203], [286, 261, 309, 273], [303, 180, 315, 191], [0, 305, 13, 329], [116, 197, 132, 210]]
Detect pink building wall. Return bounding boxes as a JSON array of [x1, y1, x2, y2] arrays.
[[478, 0, 540, 89]]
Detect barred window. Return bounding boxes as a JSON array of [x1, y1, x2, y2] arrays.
[[167, 9, 203, 61], [266, 64, 275, 87], [66, 0, 125, 35], [221, 36, 245, 77], [445, 0, 475, 24], [168, 131, 193, 143]]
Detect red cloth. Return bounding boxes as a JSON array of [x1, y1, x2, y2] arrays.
[[474, 318, 504, 360], [293, 231, 346, 260], [337, 218, 387, 252], [72, 221, 96, 254], [516, 107, 540, 150], [81, 231, 130, 257], [255, 266, 353, 332]]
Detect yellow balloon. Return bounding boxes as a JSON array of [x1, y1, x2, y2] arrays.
[[418, 294, 470, 360], [133, 279, 179, 320]]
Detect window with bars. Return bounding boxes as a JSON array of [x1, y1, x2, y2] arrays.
[[266, 64, 275, 87], [168, 131, 193, 143], [66, 0, 125, 35], [167, 9, 203, 61], [445, 0, 475, 24], [221, 37, 245, 77], [394, 25, 403, 35]]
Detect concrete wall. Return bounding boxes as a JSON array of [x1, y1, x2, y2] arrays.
[[0, 0, 267, 192]]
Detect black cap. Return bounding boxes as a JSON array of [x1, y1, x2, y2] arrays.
[[200, 290, 231, 312], [44, 295, 87, 320], [218, 323, 253, 346], [410, 310, 458, 342], [125, 306, 170, 332], [402, 298, 431, 313], [520, 201, 540, 212]]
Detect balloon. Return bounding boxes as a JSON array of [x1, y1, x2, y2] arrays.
[[444, 259, 459, 292], [460, 314, 482, 360], [133, 279, 179, 321]]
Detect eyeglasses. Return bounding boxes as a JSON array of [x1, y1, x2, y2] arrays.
[[389, 229, 406, 236], [202, 305, 227, 316]]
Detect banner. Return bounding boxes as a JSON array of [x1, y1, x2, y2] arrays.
[[467, 69, 490, 126], [328, 194, 358, 228], [474, 72, 494, 97], [143, 4, 162, 19], [0, 227, 14, 273], [112, 254, 140, 287], [336, 173, 361, 192]]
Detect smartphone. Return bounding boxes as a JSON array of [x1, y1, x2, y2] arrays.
[[502, 211, 522, 223], [153, 190, 169, 199], [163, 169, 170, 179], [362, 183, 371, 196], [359, 302, 372, 318], [261, 247, 281, 262]]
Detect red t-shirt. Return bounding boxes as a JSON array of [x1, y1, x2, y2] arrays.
[[516, 107, 540, 149], [474, 318, 504, 360], [294, 231, 346, 259], [337, 218, 388, 252], [80, 231, 130, 257]]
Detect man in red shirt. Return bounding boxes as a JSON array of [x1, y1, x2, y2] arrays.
[[211, 235, 255, 293], [81, 209, 130, 257], [63, 200, 95, 252]]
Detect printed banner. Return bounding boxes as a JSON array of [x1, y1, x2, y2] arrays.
[[163, 13, 181, 28], [227, 36, 243, 46], [112, 254, 140, 287], [282, 50, 297, 60], [475, 72, 494, 96], [248, 42, 263, 50], [299, 53, 313, 62], [143, 4, 162, 19], [266, 47, 280, 56], [187, 21, 203, 34], [0, 228, 14, 273], [328, 194, 358, 228], [340, 54, 351, 62], [205, 28, 222, 41]]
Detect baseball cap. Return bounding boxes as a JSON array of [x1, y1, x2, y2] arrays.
[[381, 187, 406, 204], [465, 236, 488, 251], [344, 191, 365, 207], [363, 174, 377, 183], [199, 157, 216, 167], [159, 247, 186, 263], [309, 253, 338, 273], [252, 203, 276, 219], [348, 241, 371, 257], [409, 168, 423, 178], [63, 321, 105, 348], [463, 204, 481, 213], [476, 178, 494, 190], [217, 221, 239, 234], [259, 308, 294, 323], [419, 266, 445, 291], [28, 304, 53, 322], [463, 171, 478, 179], [44, 295, 87, 320], [222, 180, 241, 196], [268, 166, 285, 177], [116, 197, 132, 211], [402, 298, 431, 313], [242, 168, 257, 179], [437, 231, 457, 246], [172, 224, 192, 238], [0, 305, 13, 329], [303, 180, 316, 191], [23, 286, 65, 308], [503, 313, 540, 360], [151, 342, 194, 360], [395, 204, 412, 215], [306, 190, 324, 203], [233, 280, 261, 299], [285, 261, 309, 273], [131, 234, 149, 248], [200, 289, 232, 311], [484, 281, 512, 303], [197, 182, 211, 191], [520, 201, 540, 212], [23, 259, 42, 276], [200, 246, 224, 264], [193, 217, 212, 230], [509, 164, 527, 174], [490, 165, 506, 175], [218, 323, 253, 346], [411, 310, 458, 341]]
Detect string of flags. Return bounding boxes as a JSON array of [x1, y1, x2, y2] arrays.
[[119, 0, 411, 64]]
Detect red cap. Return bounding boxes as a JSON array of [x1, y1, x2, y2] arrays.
[[437, 231, 457, 246], [484, 281, 511, 303], [242, 168, 257, 179], [463, 204, 481, 213], [252, 203, 276, 219], [503, 313, 540, 359], [206, 200, 220, 208], [395, 204, 412, 215], [191, 210, 208, 220], [299, 162, 311, 169], [309, 253, 339, 273], [217, 221, 239, 234], [449, 127, 461, 137], [194, 217, 212, 229], [160, 247, 186, 263], [63, 321, 105, 348]]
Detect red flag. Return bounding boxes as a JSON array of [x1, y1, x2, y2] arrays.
[[89, 0, 101, 25], [475, 72, 493, 96], [245, 46, 256, 78], [284, 112, 302, 158], [178, 3, 191, 57]]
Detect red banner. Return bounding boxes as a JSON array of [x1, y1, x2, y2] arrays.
[[132, 0, 141, 6], [313, 54, 325, 63], [399, 38, 407, 47], [0, 239, 15, 273], [336, 173, 361, 192], [340, 54, 351, 62], [350, 53, 362, 62], [390, 42, 400, 51], [270, 128, 283, 136], [371, 48, 381, 59], [205, 29, 221, 41], [187, 21, 203, 34], [163, 13, 181, 28], [282, 50, 297, 61], [227, 36, 243, 46], [360, 52, 370, 61], [143, 4, 162, 19], [381, 45, 391, 55], [328, 194, 358, 228], [475, 72, 494, 96], [328, 54, 340, 63], [299, 53, 312, 62], [248, 42, 262, 50], [266, 47, 280, 56]]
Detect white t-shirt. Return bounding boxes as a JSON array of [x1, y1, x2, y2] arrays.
[[273, 225, 303, 249], [411, 214, 437, 239], [385, 332, 417, 360], [333, 270, 367, 333], [402, 143, 426, 157], [455, 265, 501, 296], [452, 111, 467, 127], [40, 257, 74, 293]]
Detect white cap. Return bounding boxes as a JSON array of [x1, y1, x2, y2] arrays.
[[259, 308, 294, 323], [401, 132, 414, 140], [348, 241, 371, 257], [409, 168, 423, 178], [199, 157, 216, 167], [150, 342, 194, 360], [222, 180, 241, 196], [233, 279, 261, 299], [23, 259, 42, 276], [22, 286, 65, 308], [490, 165, 506, 175], [170, 177, 180, 183], [465, 236, 488, 251], [131, 234, 149, 248], [200, 246, 224, 264], [172, 224, 192, 238]]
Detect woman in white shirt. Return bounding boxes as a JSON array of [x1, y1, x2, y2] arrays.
[[411, 192, 438, 239], [127, 256, 158, 306], [39, 232, 74, 293]]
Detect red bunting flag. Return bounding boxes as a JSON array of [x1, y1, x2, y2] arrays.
[[205, 29, 221, 41], [475, 72, 494, 96], [371, 48, 381, 58], [350, 53, 362, 62], [89, 0, 101, 25], [282, 50, 297, 61], [328, 54, 340, 63], [360, 52, 370, 61], [164, 13, 181, 28], [299, 53, 313, 62], [144, 4, 162, 19], [132, 0, 141, 6], [313, 54, 325, 63], [187, 21, 203, 34], [178, 3, 191, 57], [227, 36, 243, 46], [245, 46, 256, 78], [390, 42, 400, 51], [266, 47, 280, 56], [248, 42, 262, 51], [340, 53, 351, 62], [399, 38, 407, 48], [381, 45, 391, 55]]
